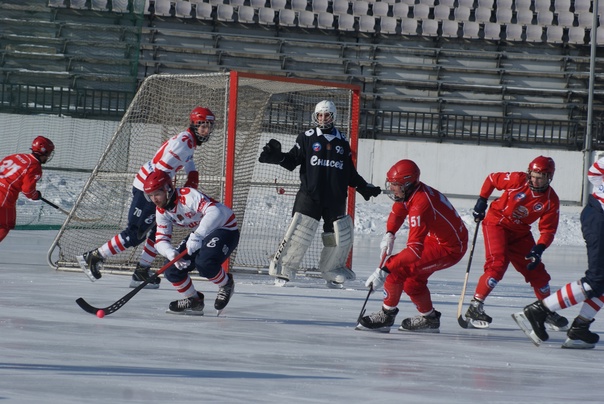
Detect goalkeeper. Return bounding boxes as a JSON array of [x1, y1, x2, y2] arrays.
[[258, 100, 381, 288]]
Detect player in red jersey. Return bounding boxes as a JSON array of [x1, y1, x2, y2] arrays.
[[464, 156, 569, 330], [77, 107, 215, 288], [356, 159, 468, 333], [0, 136, 55, 243]]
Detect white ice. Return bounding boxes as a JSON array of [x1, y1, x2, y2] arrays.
[[1, 198, 602, 403]]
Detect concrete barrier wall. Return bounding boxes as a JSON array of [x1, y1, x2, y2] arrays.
[[357, 139, 591, 205]]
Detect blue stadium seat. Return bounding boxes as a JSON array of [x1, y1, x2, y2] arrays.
[[90, 0, 108, 11], [258, 7, 276, 24], [154, 0, 172, 17], [400, 17, 418, 35], [317, 11, 334, 28], [217, 4, 235, 21], [238, 5, 256, 23], [358, 14, 376, 32], [421, 19, 439, 36], [337, 14, 356, 31], [174, 1, 193, 18], [278, 9, 297, 26], [441, 20, 459, 38], [332, 0, 350, 14], [112, 0, 129, 12], [380, 16, 399, 34], [392, 3, 409, 19], [298, 10, 316, 27]]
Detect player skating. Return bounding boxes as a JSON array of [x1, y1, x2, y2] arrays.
[[258, 100, 381, 288], [0, 136, 55, 242], [513, 156, 604, 348], [77, 107, 215, 288], [356, 160, 468, 333], [143, 170, 238, 315], [464, 156, 569, 330]]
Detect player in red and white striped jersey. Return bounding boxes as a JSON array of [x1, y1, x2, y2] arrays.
[[518, 156, 604, 348], [0, 136, 55, 242], [76, 107, 215, 289], [144, 170, 239, 315]]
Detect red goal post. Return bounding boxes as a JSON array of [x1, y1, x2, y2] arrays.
[[48, 71, 362, 278]]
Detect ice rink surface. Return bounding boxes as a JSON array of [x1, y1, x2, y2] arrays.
[[1, 225, 602, 404]]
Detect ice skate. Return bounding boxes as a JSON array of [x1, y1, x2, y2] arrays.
[[512, 300, 550, 346], [355, 307, 399, 333], [129, 263, 161, 289], [76, 249, 104, 281], [545, 311, 569, 331], [167, 292, 204, 315], [561, 318, 599, 349], [399, 310, 441, 333], [464, 299, 492, 329], [215, 273, 235, 315]]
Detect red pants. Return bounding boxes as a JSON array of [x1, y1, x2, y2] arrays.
[[383, 241, 467, 313], [474, 222, 551, 301], [0, 204, 16, 242]]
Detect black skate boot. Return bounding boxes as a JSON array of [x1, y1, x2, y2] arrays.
[[214, 273, 235, 313], [129, 263, 161, 289], [77, 249, 104, 281], [562, 318, 600, 349], [465, 299, 493, 329], [355, 307, 399, 333], [545, 311, 569, 331], [523, 300, 550, 342], [399, 310, 441, 333], [167, 292, 204, 315]]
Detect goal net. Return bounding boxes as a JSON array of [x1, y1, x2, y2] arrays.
[[49, 71, 361, 277]]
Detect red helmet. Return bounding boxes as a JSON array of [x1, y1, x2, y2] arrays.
[[143, 170, 174, 204], [527, 156, 555, 192], [386, 159, 420, 201], [189, 107, 215, 145], [31, 136, 55, 162]]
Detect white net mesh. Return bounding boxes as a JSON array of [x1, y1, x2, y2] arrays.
[[49, 72, 359, 276]]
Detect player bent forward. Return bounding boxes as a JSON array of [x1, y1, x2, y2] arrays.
[[513, 156, 604, 349], [356, 160, 468, 333], [144, 170, 239, 315]]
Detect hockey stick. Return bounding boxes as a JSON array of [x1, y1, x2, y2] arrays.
[[41, 197, 101, 223], [457, 221, 481, 329], [356, 253, 388, 323], [75, 250, 188, 316]]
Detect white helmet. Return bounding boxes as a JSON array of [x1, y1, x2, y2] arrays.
[[312, 100, 337, 130]]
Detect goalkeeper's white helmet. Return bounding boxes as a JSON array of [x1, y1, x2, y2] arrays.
[[312, 100, 337, 130]]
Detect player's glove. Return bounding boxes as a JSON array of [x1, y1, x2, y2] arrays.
[[365, 267, 390, 290], [186, 233, 203, 255], [31, 191, 41, 200], [472, 197, 488, 222], [258, 139, 284, 164], [525, 244, 546, 270], [184, 171, 199, 189], [174, 259, 191, 270], [357, 183, 382, 201], [380, 232, 395, 257]]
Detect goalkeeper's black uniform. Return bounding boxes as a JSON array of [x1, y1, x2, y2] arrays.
[[277, 127, 375, 232]]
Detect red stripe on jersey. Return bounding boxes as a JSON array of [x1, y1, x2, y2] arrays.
[[157, 159, 174, 171]]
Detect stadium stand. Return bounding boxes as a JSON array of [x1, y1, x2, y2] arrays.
[[2, 0, 604, 148]]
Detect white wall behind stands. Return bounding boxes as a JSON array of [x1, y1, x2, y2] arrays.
[[357, 139, 589, 205], [0, 113, 590, 205]]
